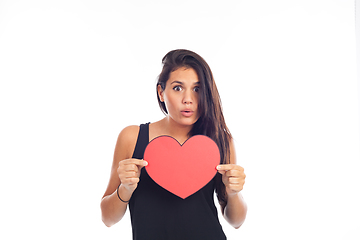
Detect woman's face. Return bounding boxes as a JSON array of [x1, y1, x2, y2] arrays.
[[158, 67, 200, 126]]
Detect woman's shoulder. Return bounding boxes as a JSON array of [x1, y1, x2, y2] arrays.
[[121, 124, 140, 134], [115, 125, 140, 159], [118, 125, 140, 143]]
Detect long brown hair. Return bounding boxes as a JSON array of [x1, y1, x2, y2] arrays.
[[156, 49, 232, 209]]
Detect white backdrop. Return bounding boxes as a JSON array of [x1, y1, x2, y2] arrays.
[[1, 0, 359, 239]]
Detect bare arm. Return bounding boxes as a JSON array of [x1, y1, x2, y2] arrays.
[[100, 126, 147, 227], [222, 189, 247, 229], [217, 139, 247, 229]]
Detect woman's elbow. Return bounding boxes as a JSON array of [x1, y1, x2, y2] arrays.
[[100, 198, 116, 228], [102, 217, 114, 228], [233, 221, 244, 229]]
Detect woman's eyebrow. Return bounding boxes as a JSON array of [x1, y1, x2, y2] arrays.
[[170, 80, 200, 85], [170, 80, 183, 85]]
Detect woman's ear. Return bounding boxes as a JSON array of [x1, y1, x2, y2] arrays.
[[157, 84, 164, 102]]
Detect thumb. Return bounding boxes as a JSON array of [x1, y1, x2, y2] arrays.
[[133, 159, 148, 170], [140, 160, 148, 168], [216, 165, 226, 175]]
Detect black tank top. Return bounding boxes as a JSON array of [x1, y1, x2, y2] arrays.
[[129, 123, 226, 240]]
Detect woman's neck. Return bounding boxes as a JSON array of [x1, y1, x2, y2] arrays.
[[159, 116, 193, 144]]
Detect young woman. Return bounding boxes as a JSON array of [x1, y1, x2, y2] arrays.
[[101, 49, 247, 239]]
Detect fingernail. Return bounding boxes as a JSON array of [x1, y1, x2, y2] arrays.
[[216, 165, 221, 170], [143, 161, 148, 166]]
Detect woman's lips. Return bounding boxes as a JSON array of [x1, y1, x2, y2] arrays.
[[181, 110, 194, 117]]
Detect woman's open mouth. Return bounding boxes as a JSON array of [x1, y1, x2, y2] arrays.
[[181, 110, 194, 117]]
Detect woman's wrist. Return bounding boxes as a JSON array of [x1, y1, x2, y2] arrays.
[[225, 186, 240, 198], [116, 184, 133, 203]]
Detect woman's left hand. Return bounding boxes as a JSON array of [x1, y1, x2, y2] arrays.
[[217, 164, 246, 196]]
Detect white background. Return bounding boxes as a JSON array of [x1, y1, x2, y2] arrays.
[[1, 0, 359, 239]]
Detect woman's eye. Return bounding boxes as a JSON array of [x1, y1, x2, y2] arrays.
[[194, 86, 200, 93], [173, 86, 182, 91]]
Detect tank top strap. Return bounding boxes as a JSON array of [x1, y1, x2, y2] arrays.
[[131, 122, 150, 159]]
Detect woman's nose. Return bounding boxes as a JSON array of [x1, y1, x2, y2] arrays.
[[182, 90, 193, 105]]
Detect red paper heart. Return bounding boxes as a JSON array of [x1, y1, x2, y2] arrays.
[[144, 135, 220, 199]]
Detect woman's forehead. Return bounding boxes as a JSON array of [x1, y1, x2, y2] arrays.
[[168, 67, 199, 84]]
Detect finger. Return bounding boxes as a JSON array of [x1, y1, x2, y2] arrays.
[[228, 177, 241, 184], [225, 169, 243, 177], [216, 164, 239, 171], [118, 165, 138, 178], [228, 183, 243, 192], [121, 177, 140, 185], [120, 159, 148, 168], [122, 171, 138, 178], [123, 159, 148, 166], [138, 160, 148, 169], [121, 164, 139, 172]]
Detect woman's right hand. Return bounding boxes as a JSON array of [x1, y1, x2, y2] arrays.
[[117, 159, 148, 194]]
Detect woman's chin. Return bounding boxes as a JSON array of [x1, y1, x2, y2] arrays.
[[178, 116, 199, 127]]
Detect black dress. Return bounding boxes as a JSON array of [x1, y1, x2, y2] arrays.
[[129, 123, 226, 240]]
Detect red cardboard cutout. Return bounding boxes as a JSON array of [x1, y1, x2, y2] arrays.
[[144, 135, 220, 199]]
